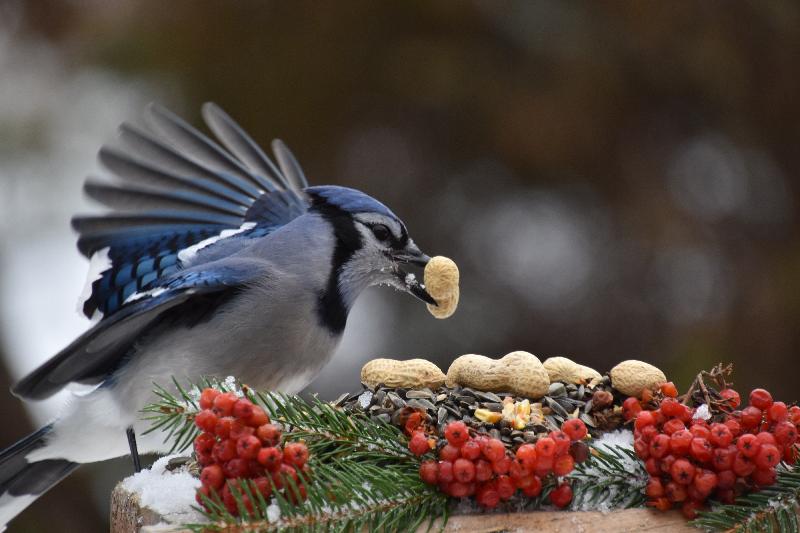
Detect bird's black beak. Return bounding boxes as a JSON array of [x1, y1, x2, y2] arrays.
[[392, 245, 436, 305]]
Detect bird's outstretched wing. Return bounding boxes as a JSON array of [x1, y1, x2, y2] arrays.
[[74, 103, 310, 319], [14, 260, 266, 400]]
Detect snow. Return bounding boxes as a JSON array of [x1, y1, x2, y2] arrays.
[[121, 455, 206, 525], [693, 403, 711, 421]]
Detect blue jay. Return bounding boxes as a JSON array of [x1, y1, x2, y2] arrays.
[[0, 103, 436, 526]]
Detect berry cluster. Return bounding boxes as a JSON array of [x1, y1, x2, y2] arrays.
[[410, 419, 589, 509], [193, 387, 310, 515], [630, 386, 800, 519]]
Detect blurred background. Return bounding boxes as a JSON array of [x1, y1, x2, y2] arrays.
[[1, 1, 799, 530]]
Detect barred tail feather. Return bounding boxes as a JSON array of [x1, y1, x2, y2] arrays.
[[0, 425, 78, 529]]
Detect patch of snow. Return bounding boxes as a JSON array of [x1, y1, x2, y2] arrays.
[[693, 404, 711, 421], [121, 454, 206, 525], [404, 272, 416, 286], [177, 222, 256, 265], [76, 246, 111, 314], [592, 429, 634, 449]]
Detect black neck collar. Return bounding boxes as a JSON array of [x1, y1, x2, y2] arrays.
[[308, 194, 363, 334]]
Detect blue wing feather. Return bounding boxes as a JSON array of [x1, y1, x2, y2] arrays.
[[15, 260, 264, 400], [74, 103, 311, 319]]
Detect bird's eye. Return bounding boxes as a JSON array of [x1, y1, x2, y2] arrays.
[[371, 224, 391, 241]]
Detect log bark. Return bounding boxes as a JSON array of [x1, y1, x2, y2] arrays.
[[111, 483, 697, 533]]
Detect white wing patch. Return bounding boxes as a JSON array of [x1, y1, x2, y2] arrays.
[[123, 287, 167, 305], [76, 246, 111, 317], [177, 222, 257, 266]]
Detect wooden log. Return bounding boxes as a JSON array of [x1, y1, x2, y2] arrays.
[[112, 483, 697, 533]]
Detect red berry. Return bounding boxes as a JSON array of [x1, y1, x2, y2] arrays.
[[737, 434, 761, 458], [496, 475, 515, 500], [670, 458, 696, 485], [634, 438, 650, 460], [232, 398, 254, 420], [646, 478, 665, 498], [491, 455, 511, 475], [199, 387, 221, 410], [660, 454, 677, 476], [437, 461, 454, 483], [755, 444, 781, 469], [200, 464, 225, 489], [708, 424, 731, 447], [717, 489, 736, 504], [213, 439, 237, 462], [665, 481, 687, 503], [749, 388, 773, 410], [482, 438, 506, 463], [645, 457, 660, 476], [516, 444, 538, 469], [725, 418, 742, 437], [195, 409, 219, 432], [251, 476, 272, 498], [444, 421, 470, 447], [453, 458, 476, 483], [195, 484, 213, 510], [408, 432, 430, 456], [660, 398, 684, 418], [549, 482, 573, 508], [476, 481, 500, 508], [690, 437, 713, 463], [229, 420, 255, 441], [562, 419, 588, 441], [753, 467, 777, 487], [669, 430, 693, 457], [774, 421, 798, 446], [692, 468, 718, 497], [649, 434, 671, 459], [522, 475, 542, 497], [634, 411, 656, 432], [740, 406, 763, 429], [756, 431, 777, 447], [509, 459, 531, 483], [196, 451, 213, 466], [639, 425, 659, 442], [622, 397, 642, 420], [717, 469, 736, 489], [719, 389, 740, 409], [767, 401, 789, 423], [549, 431, 571, 456], [439, 444, 460, 462], [682, 500, 703, 520], [535, 437, 556, 457], [194, 432, 215, 454], [256, 446, 283, 471], [660, 382, 679, 398], [790, 406, 800, 425], [419, 460, 438, 484], [534, 454, 554, 478], [712, 447, 735, 471], [247, 406, 270, 427], [212, 392, 238, 417], [662, 418, 686, 436], [785, 445, 800, 464], [460, 440, 481, 461], [223, 458, 251, 479], [214, 417, 234, 439], [475, 459, 493, 482], [447, 481, 469, 498], [256, 424, 281, 446], [236, 435, 262, 460], [733, 453, 756, 477], [649, 497, 672, 511], [283, 442, 310, 468], [689, 425, 711, 440], [553, 454, 575, 476]]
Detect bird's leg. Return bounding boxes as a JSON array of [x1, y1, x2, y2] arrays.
[[126, 427, 142, 473]]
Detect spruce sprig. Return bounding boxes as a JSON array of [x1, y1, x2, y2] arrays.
[[690, 467, 800, 533], [142, 378, 447, 532], [569, 442, 649, 510]]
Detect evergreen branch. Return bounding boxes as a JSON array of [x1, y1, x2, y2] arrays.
[[142, 378, 446, 532], [569, 443, 648, 510], [691, 468, 800, 532]]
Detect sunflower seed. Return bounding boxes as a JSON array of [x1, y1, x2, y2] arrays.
[[484, 403, 504, 412], [548, 383, 567, 397], [437, 407, 448, 425], [406, 389, 434, 400], [475, 391, 503, 403], [408, 399, 436, 411], [545, 397, 569, 417], [580, 413, 597, 427], [375, 413, 391, 424], [387, 392, 406, 408]]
